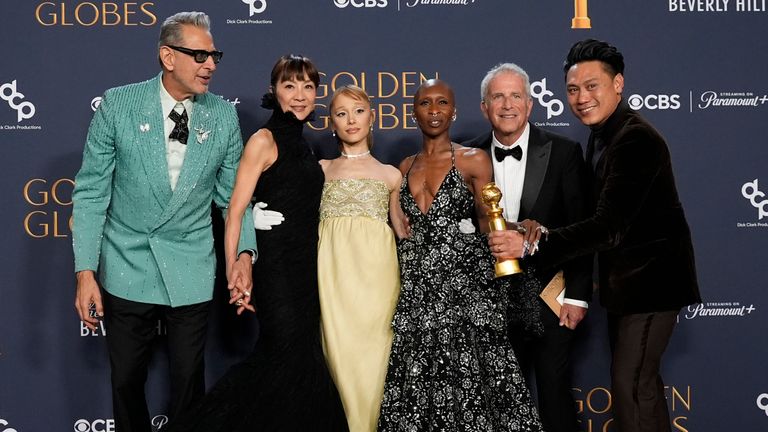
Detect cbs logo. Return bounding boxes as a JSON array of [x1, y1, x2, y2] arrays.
[[334, 0, 388, 8], [627, 94, 681, 110], [74, 419, 115, 432], [91, 96, 102, 111]]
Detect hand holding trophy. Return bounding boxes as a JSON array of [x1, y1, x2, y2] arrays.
[[481, 182, 523, 278]]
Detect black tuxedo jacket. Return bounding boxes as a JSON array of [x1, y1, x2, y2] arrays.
[[463, 124, 592, 304], [539, 101, 701, 314]]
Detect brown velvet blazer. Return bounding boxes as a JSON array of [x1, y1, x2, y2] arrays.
[[539, 101, 701, 314]]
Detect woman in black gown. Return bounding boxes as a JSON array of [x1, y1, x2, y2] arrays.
[[377, 79, 542, 432], [169, 55, 347, 432]]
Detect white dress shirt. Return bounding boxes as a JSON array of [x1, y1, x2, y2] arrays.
[[492, 123, 588, 309], [160, 83, 192, 191], [491, 123, 529, 223]]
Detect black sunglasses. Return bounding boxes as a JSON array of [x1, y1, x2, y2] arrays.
[[167, 45, 223, 64]]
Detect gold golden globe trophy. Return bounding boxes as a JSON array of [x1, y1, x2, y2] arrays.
[[572, 0, 591, 29], [481, 182, 523, 278]]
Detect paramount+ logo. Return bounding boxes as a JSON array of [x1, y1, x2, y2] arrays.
[[334, 0, 388, 8], [35, 1, 157, 26], [627, 93, 681, 111]]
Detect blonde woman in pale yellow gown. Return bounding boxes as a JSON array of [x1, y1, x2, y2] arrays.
[[318, 85, 407, 432]]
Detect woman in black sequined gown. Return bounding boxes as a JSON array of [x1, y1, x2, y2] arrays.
[[377, 80, 542, 432], [169, 55, 347, 432]]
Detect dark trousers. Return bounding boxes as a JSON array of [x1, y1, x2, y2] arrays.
[[511, 307, 579, 432], [511, 303, 579, 432], [608, 310, 678, 432], [103, 291, 210, 432]]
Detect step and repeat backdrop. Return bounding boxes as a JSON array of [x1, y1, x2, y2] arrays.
[[1, 1, 766, 431]]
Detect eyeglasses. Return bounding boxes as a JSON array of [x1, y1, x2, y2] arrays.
[[166, 45, 223, 64]]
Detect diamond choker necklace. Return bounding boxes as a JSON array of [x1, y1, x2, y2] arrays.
[[341, 150, 371, 159]]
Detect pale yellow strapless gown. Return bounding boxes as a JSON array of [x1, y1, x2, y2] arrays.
[[318, 178, 400, 432]]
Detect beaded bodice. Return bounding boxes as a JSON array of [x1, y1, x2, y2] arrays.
[[319, 178, 389, 223]]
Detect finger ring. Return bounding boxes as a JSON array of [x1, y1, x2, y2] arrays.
[[536, 226, 549, 235], [236, 299, 243, 306], [243, 290, 251, 297]]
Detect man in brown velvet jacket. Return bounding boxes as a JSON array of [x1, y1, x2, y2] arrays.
[[489, 39, 701, 432]]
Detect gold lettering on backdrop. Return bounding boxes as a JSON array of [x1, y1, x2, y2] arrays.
[[378, 73, 398, 98], [24, 178, 49, 206], [23, 178, 74, 238], [139, 2, 156, 25], [35, 2, 156, 26], [35, 2, 57, 25], [77, 3, 100, 26], [307, 103, 329, 131], [24, 211, 49, 238], [585, 387, 612, 414], [573, 385, 692, 431], [24, 211, 72, 238], [672, 416, 689, 432], [51, 178, 75, 205], [670, 385, 691, 411], [310, 71, 438, 131], [572, 0, 591, 29]]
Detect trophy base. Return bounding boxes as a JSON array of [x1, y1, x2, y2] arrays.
[[571, 17, 591, 29], [496, 258, 523, 278]]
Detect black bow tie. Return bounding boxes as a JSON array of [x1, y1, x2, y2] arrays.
[[494, 145, 522, 162], [168, 108, 189, 145]]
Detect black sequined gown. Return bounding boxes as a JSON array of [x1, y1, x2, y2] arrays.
[[169, 99, 348, 432], [377, 148, 543, 432]]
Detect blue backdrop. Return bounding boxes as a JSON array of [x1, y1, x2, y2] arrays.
[[1, 1, 767, 431]]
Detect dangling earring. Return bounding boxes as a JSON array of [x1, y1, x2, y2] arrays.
[[452, 112, 457, 122], [370, 123, 374, 131], [332, 130, 336, 137]]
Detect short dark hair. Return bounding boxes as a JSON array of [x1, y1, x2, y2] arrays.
[[563, 39, 624, 77], [270, 54, 319, 88]]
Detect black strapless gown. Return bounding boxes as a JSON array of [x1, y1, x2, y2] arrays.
[[169, 100, 348, 432]]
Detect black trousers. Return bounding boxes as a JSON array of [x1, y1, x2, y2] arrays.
[[511, 306, 579, 432], [608, 310, 678, 432], [103, 290, 210, 432]]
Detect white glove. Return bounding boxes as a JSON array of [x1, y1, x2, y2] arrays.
[[458, 218, 476, 234], [252, 202, 284, 230]]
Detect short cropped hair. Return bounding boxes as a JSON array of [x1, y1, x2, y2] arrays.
[[563, 38, 625, 77], [480, 63, 531, 102], [158, 11, 211, 49]]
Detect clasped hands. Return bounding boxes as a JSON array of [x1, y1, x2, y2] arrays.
[[487, 219, 548, 260], [228, 253, 255, 315]]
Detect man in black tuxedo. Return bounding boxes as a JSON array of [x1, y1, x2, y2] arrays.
[[463, 63, 591, 432], [489, 40, 701, 432]]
